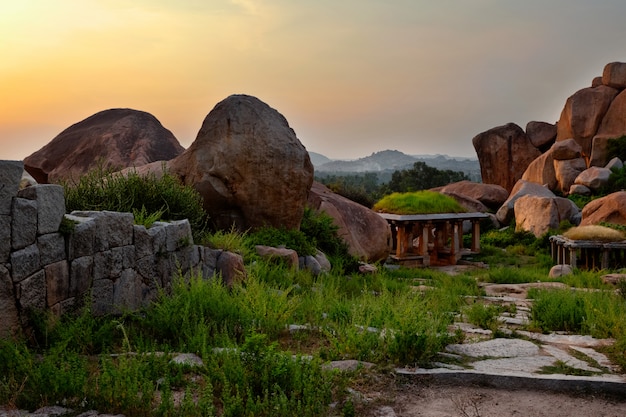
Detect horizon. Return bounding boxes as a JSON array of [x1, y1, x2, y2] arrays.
[[2, 1, 626, 161]]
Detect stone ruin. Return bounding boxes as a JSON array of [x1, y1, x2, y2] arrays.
[[0, 160, 244, 337]]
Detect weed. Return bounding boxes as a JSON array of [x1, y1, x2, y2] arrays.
[[465, 302, 501, 332], [132, 205, 164, 228]]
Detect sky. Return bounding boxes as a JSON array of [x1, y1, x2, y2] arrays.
[[2, 0, 626, 161]]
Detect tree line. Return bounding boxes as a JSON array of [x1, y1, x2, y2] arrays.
[[317, 161, 469, 208]]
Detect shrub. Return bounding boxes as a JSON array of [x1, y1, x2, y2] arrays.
[[563, 225, 625, 242], [63, 165, 208, 239], [373, 190, 466, 214], [247, 226, 317, 256]]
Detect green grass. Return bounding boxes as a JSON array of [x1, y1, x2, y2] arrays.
[[373, 190, 466, 214]]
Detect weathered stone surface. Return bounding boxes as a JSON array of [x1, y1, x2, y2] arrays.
[[514, 195, 580, 237], [66, 214, 96, 260], [550, 264, 574, 278], [24, 108, 184, 184], [521, 149, 558, 190], [45, 261, 69, 307], [38, 233, 66, 266], [526, 121, 557, 151], [606, 157, 623, 171], [574, 166, 611, 191], [496, 180, 555, 225], [308, 181, 391, 262], [71, 211, 134, 251], [472, 122, 541, 193], [300, 255, 322, 275], [0, 160, 24, 215], [19, 270, 46, 311], [581, 191, 626, 226], [440, 191, 489, 213], [170, 94, 314, 231], [11, 243, 40, 283], [11, 197, 37, 250], [596, 89, 626, 143], [569, 184, 591, 196], [134, 223, 168, 259], [70, 256, 93, 297], [0, 215, 10, 262], [164, 220, 193, 251], [437, 181, 508, 212], [592, 76, 604, 87], [554, 157, 587, 194], [91, 278, 114, 316], [552, 138, 583, 161], [113, 269, 142, 312], [255, 245, 299, 269], [556, 85, 619, 157], [216, 251, 246, 287], [0, 264, 19, 337], [590, 135, 617, 168], [20, 169, 37, 189], [201, 247, 221, 277], [446, 338, 540, 358], [602, 61, 626, 89], [18, 184, 65, 234]]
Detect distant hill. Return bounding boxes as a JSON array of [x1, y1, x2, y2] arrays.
[[311, 149, 481, 182]]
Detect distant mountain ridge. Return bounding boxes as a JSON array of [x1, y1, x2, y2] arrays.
[[310, 149, 481, 182]]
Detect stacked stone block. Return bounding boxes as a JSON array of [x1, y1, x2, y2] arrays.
[[0, 161, 244, 337]]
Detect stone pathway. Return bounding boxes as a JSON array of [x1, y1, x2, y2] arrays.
[[398, 281, 626, 397]]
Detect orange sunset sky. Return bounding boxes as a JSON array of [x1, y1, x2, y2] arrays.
[[2, 0, 626, 161]]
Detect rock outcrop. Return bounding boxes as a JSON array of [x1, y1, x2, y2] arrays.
[[555, 85, 618, 157], [436, 181, 508, 212], [514, 194, 580, 237], [24, 109, 184, 184], [526, 121, 557, 152], [580, 191, 626, 226], [308, 181, 390, 262], [496, 180, 557, 226], [170, 95, 314, 231], [472, 123, 541, 193]]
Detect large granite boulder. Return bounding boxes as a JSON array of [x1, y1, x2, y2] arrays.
[[580, 191, 626, 226], [472, 123, 541, 193], [514, 194, 580, 237], [496, 180, 556, 225], [574, 166, 612, 192], [170, 95, 314, 231], [555, 85, 619, 157], [436, 181, 508, 212], [526, 121, 557, 152], [521, 150, 558, 191], [308, 181, 390, 262], [24, 109, 184, 184], [602, 62, 626, 89], [595, 90, 626, 143]]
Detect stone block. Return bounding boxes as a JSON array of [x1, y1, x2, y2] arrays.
[[11, 243, 40, 282], [135, 255, 157, 281], [38, 233, 66, 266], [91, 279, 113, 316], [171, 245, 201, 277], [18, 184, 65, 234], [18, 270, 46, 311], [113, 269, 141, 313], [66, 214, 96, 260], [201, 247, 220, 276], [45, 260, 69, 307], [71, 211, 134, 251], [216, 251, 246, 287], [0, 264, 19, 337], [11, 197, 37, 250], [135, 222, 169, 258], [113, 245, 135, 270], [0, 215, 10, 263], [0, 160, 24, 215], [165, 220, 193, 252], [70, 256, 93, 297], [93, 251, 112, 281]]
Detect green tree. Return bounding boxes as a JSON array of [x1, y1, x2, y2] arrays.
[[383, 161, 468, 193]]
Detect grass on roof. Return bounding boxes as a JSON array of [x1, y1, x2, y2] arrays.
[[562, 225, 626, 242], [373, 190, 467, 215]]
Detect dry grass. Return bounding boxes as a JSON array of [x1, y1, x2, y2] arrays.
[[563, 225, 626, 242]]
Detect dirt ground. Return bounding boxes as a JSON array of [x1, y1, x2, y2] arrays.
[[350, 372, 626, 417]]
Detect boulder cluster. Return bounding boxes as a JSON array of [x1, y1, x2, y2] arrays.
[[469, 62, 626, 236], [23, 94, 390, 263]]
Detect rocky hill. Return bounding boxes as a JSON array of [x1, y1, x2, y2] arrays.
[[312, 149, 481, 182]]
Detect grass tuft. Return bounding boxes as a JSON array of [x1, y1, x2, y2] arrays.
[[373, 190, 466, 214]]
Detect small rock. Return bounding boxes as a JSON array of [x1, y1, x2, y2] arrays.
[[549, 264, 573, 278], [170, 353, 204, 368]]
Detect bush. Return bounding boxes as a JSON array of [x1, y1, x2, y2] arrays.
[[63, 165, 208, 239], [373, 190, 466, 214]]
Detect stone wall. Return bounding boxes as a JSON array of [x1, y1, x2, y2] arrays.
[[0, 161, 242, 337]]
